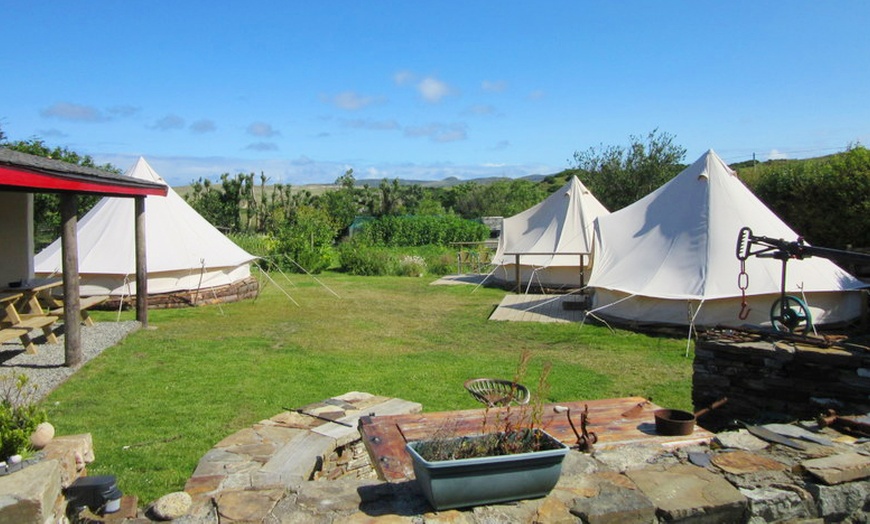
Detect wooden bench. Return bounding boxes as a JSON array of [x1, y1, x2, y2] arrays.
[[46, 295, 109, 327], [0, 327, 31, 345], [3, 315, 60, 353]]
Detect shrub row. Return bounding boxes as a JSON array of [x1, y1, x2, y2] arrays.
[[355, 215, 490, 247], [337, 241, 460, 277]]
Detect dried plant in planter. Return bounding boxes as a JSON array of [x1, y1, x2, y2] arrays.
[[416, 350, 557, 461], [406, 351, 567, 510]]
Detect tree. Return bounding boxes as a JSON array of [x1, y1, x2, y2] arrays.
[[450, 179, 546, 218], [1, 138, 115, 245], [572, 129, 687, 211], [275, 205, 337, 273], [750, 145, 870, 248], [318, 169, 363, 237]]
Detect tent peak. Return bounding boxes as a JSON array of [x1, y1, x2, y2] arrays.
[[125, 157, 167, 185]]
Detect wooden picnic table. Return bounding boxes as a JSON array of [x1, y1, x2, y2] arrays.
[[5, 278, 108, 327], [359, 396, 714, 482], [3, 277, 63, 315], [0, 279, 61, 353]]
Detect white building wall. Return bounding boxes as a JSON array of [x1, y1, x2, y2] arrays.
[[0, 192, 34, 285]]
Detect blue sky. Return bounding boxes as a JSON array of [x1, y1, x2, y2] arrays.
[[2, 2, 868, 187]]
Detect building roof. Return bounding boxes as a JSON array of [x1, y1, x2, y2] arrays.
[[0, 147, 168, 197]]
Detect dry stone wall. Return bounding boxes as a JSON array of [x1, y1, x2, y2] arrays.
[[693, 334, 870, 424]]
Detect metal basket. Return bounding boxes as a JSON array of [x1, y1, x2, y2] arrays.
[[464, 378, 530, 407]]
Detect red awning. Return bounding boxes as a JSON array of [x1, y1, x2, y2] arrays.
[[0, 148, 168, 197]]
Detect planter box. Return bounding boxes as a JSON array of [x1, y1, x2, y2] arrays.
[[405, 429, 568, 510]]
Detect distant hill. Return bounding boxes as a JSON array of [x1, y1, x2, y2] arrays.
[[173, 153, 829, 194], [175, 173, 549, 193], [352, 173, 547, 189]]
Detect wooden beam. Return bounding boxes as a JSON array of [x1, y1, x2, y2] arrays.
[[60, 193, 82, 367], [135, 196, 148, 326]]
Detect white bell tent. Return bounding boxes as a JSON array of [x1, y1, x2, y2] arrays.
[[587, 150, 865, 328], [35, 157, 257, 301], [491, 176, 609, 290]]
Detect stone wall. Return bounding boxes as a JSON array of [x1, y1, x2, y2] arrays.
[[693, 334, 870, 425], [312, 440, 377, 481]]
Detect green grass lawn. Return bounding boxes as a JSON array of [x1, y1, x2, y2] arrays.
[[44, 271, 693, 503]]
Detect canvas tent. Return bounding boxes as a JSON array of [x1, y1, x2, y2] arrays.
[[491, 176, 609, 290], [587, 149, 866, 328], [35, 157, 258, 303]]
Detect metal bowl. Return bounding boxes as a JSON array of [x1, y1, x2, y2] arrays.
[[654, 408, 696, 436]]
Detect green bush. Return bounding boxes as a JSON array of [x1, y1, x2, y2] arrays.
[[228, 232, 279, 270], [0, 374, 47, 459], [749, 146, 870, 249], [275, 206, 337, 273], [397, 255, 427, 277], [337, 241, 472, 277], [356, 215, 489, 247], [337, 239, 396, 276]]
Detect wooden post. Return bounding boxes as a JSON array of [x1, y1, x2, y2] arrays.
[[514, 254, 521, 293], [135, 196, 148, 327], [59, 193, 82, 367]]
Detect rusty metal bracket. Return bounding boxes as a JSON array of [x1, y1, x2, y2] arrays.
[[555, 404, 598, 452]]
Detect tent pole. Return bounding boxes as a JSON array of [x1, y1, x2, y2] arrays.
[[514, 254, 521, 293], [134, 196, 148, 327]]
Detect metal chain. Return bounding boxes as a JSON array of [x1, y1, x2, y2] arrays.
[[737, 259, 751, 320]]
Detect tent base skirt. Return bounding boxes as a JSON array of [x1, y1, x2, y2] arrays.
[[97, 276, 260, 310]]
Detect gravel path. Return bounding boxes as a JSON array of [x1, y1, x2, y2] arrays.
[[0, 321, 140, 403]]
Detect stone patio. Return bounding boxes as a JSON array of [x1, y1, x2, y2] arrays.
[[172, 392, 870, 523]]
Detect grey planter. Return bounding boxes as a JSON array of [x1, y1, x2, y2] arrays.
[[405, 429, 568, 510]]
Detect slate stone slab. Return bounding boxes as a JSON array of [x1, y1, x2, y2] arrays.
[[626, 464, 746, 522], [713, 429, 769, 451], [711, 450, 787, 475], [260, 431, 335, 481], [0, 459, 62, 524], [801, 452, 870, 485], [762, 423, 834, 447], [739, 486, 814, 523], [570, 481, 656, 524]]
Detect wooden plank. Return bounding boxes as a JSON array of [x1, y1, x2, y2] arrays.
[[0, 327, 30, 344], [360, 397, 714, 482], [48, 295, 109, 327]]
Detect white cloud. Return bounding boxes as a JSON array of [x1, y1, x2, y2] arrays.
[[393, 70, 415, 86], [41, 102, 106, 122], [463, 104, 498, 117], [151, 114, 185, 131], [482, 80, 507, 93], [323, 91, 382, 111], [417, 76, 454, 103], [190, 119, 216, 134], [245, 141, 279, 151], [247, 122, 279, 137], [38, 128, 68, 138], [767, 149, 788, 160], [404, 122, 467, 143], [108, 105, 139, 118], [341, 118, 400, 130]]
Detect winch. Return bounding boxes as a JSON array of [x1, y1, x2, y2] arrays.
[[735, 227, 870, 333]]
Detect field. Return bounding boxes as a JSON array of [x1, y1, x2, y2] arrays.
[[44, 271, 693, 503]]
